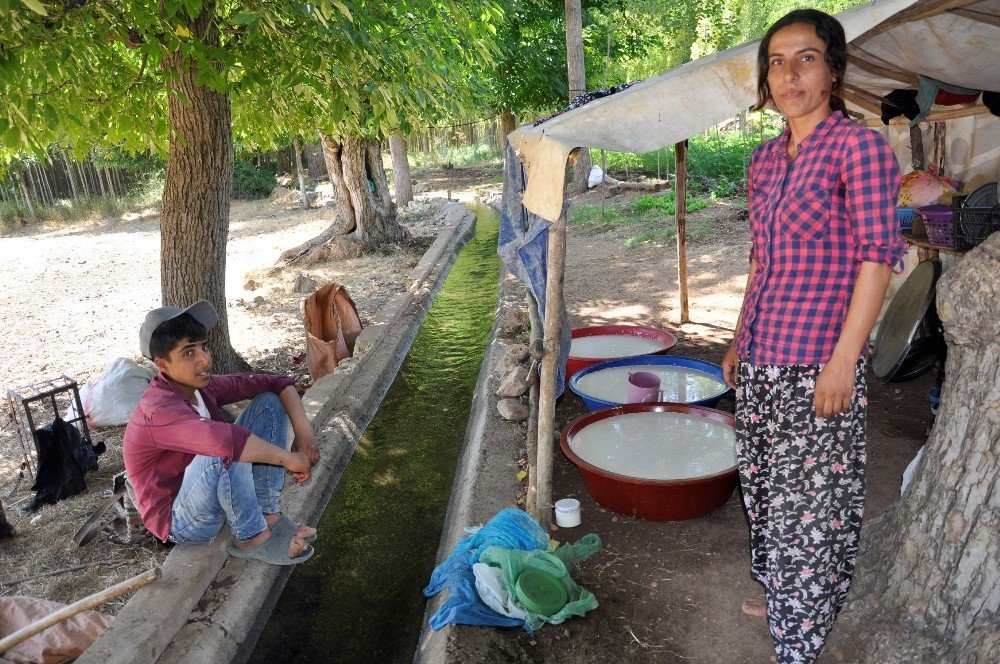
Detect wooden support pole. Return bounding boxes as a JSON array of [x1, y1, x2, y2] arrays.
[[535, 211, 567, 532], [910, 124, 925, 170], [846, 54, 918, 86], [675, 141, 690, 324], [0, 567, 160, 656], [525, 292, 543, 521], [841, 85, 886, 117]]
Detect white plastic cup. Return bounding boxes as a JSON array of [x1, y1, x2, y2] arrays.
[[554, 498, 582, 528]]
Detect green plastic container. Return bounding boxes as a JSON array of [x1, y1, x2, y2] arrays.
[[514, 569, 568, 616]]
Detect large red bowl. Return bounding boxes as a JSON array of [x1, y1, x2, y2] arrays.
[[566, 325, 677, 380], [560, 403, 738, 521]]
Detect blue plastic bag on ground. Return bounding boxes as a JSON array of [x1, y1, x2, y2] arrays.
[[424, 508, 549, 630]]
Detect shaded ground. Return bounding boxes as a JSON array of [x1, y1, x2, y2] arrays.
[[443, 185, 936, 663]]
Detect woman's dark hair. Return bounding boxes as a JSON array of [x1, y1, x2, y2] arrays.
[[753, 9, 847, 115], [149, 314, 208, 360]]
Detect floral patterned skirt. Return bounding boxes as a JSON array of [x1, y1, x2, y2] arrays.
[[735, 359, 867, 664]]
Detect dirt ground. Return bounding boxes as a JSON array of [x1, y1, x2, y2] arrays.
[[0, 167, 482, 611], [446, 185, 937, 663]]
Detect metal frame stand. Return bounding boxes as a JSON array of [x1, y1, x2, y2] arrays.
[[6, 375, 92, 478]]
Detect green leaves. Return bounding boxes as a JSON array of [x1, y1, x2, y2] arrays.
[[20, 0, 47, 17]]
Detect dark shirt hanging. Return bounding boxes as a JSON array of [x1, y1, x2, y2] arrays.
[[25, 418, 104, 512]]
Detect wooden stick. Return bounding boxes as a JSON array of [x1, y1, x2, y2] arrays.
[[675, 141, 689, 324], [841, 84, 888, 117], [863, 104, 990, 127], [949, 7, 1000, 29], [876, 0, 980, 32], [535, 211, 567, 532], [846, 54, 918, 87], [910, 125, 925, 170], [603, 175, 667, 192], [1, 562, 108, 588], [525, 292, 542, 521], [0, 567, 160, 655]]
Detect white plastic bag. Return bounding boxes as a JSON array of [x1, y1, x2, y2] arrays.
[[472, 563, 528, 621], [901, 446, 926, 496], [76, 358, 154, 427], [587, 165, 604, 188]]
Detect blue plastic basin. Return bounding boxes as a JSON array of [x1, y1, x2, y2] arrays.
[[568, 355, 730, 411]]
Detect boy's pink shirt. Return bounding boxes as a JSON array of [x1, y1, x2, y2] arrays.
[[123, 371, 294, 542]]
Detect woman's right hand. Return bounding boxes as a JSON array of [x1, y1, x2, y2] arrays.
[[722, 343, 740, 390]]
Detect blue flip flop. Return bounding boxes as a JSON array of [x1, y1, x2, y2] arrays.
[[228, 526, 314, 565], [275, 514, 317, 544]]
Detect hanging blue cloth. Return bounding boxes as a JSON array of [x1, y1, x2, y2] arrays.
[[423, 507, 550, 631], [497, 141, 571, 394]]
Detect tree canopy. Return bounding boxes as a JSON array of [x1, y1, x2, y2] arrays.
[[0, 0, 501, 165]]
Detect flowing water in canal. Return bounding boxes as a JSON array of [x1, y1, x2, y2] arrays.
[[250, 203, 501, 663]]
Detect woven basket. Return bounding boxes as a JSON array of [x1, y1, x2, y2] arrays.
[[918, 205, 954, 248]]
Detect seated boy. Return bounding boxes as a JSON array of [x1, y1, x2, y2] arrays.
[[123, 300, 319, 565]]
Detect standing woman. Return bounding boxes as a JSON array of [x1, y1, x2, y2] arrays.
[[721, 9, 905, 663]]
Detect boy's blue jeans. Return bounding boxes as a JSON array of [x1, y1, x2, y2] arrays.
[[169, 392, 289, 543]]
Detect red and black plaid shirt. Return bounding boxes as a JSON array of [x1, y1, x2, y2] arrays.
[[736, 111, 905, 366]]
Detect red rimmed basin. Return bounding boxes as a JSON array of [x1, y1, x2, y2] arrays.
[[566, 325, 677, 380], [560, 403, 738, 521]]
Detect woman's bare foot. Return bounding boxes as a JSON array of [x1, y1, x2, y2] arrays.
[[264, 512, 317, 541], [234, 525, 309, 557], [741, 595, 767, 618]]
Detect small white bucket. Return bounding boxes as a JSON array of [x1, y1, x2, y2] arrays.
[[554, 498, 582, 528]]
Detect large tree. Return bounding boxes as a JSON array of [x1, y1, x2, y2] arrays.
[[837, 236, 1000, 662], [266, 1, 501, 264], [2, 0, 498, 368]]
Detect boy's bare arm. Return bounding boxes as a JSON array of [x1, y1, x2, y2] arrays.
[[279, 385, 320, 465], [239, 435, 311, 483]]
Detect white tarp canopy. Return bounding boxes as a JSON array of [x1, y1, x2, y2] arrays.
[[511, 0, 1000, 222]]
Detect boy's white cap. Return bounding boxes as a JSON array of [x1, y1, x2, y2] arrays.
[[139, 300, 218, 359]]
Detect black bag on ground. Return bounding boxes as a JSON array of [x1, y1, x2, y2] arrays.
[[25, 418, 105, 512]]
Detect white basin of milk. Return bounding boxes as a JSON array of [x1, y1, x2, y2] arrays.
[[570, 411, 736, 481], [569, 334, 670, 359], [575, 364, 726, 404]]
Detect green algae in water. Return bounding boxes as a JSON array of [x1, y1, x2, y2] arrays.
[[250, 204, 501, 663]]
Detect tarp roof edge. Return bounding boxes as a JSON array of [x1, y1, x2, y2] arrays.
[[510, 0, 922, 222]]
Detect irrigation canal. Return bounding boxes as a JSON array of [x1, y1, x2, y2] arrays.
[[250, 203, 502, 662]]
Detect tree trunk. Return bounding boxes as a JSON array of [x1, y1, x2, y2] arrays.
[[92, 153, 107, 199], [840, 234, 1000, 662], [499, 108, 516, 146], [293, 137, 310, 210], [75, 160, 90, 198], [281, 134, 409, 265], [345, 136, 407, 250], [387, 133, 413, 206], [103, 166, 116, 201], [565, 0, 591, 194], [60, 149, 79, 199], [160, 3, 245, 374], [17, 171, 36, 219]]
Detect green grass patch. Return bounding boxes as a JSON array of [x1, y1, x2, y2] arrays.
[[624, 220, 712, 249], [408, 143, 502, 169], [631, 191, 709, 215], [589, 120, 783, 191], [569, 203, 626, 225]]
